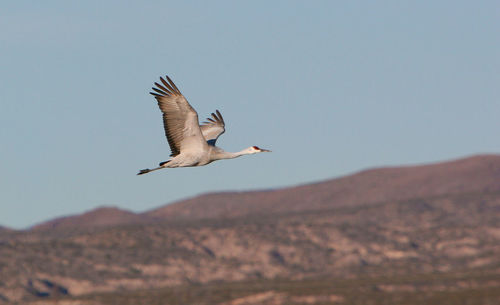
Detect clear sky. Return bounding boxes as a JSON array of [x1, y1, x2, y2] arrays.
[[1, 1, 499, 229]]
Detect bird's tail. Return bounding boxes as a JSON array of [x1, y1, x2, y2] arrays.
[[137, 166, 163, 175]]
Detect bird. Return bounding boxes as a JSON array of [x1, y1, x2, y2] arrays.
[[137, 75, 270, 175]]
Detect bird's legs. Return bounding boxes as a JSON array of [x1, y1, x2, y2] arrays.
[[137, 160, 171, 175]]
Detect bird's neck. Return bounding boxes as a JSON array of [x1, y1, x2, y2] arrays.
[[214, 148, 251, 160]]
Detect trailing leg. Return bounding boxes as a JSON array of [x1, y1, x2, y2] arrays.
[[137, 166, 165, 175]]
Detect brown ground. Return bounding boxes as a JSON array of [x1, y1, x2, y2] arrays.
[[1, 154, 499, 304]]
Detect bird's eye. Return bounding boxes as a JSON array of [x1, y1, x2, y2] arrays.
[[252, 146, 259, 150]]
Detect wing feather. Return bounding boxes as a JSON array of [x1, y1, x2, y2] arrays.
[[149, 76, 207, 156], [200, 109, 226, 146]]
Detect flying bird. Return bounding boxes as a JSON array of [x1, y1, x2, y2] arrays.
[[138, 76, 270, 175]]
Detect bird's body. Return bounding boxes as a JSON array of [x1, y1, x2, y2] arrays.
[[138, 76, 269, 175]]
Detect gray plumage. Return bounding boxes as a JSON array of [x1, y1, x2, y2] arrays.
[[138, 76, 270, 175]]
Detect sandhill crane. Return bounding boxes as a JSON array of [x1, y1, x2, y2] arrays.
[[138, 76, 270, 175]]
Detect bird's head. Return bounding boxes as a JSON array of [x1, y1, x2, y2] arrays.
[[248, 145, 271, 154]]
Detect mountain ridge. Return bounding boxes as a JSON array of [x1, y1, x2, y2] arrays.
[[30, 206, 151, 231], [145, 154, 500, 218], [1, 154, 499, 304], [23, 154, 500, 231]]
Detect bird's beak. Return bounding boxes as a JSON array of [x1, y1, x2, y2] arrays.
[[260, 148, 271, 152]]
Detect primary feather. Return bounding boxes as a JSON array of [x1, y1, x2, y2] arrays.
[[200, 110, 225, 146], [150, 76, 206, 156]]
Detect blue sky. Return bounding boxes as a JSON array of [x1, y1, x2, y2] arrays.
[[1, 1, 499, 229]]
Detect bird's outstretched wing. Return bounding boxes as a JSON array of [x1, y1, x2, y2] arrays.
[[150, 76, 206, 157], [200, 110, 225, 146]]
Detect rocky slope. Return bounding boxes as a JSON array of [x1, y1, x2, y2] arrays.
[[31, 207, 152, 231], [0, 154, 499, 304], [29, 154, 500, 229], [145, 154, 500, 220]]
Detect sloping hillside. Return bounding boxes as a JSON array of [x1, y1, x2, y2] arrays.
[[146, 154, 500, 220], [31, 207, 151, 231], [30, 154, 500, 230], [1, 154, 499, 304]]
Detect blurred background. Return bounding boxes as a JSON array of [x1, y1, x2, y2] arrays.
[[1, 2, 500, 304]]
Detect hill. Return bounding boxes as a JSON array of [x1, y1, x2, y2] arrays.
[[31, 154, 500, 230], [1, 154, 499, 304], [30, 206, 150, 231], [146, 154, 500, 220]]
